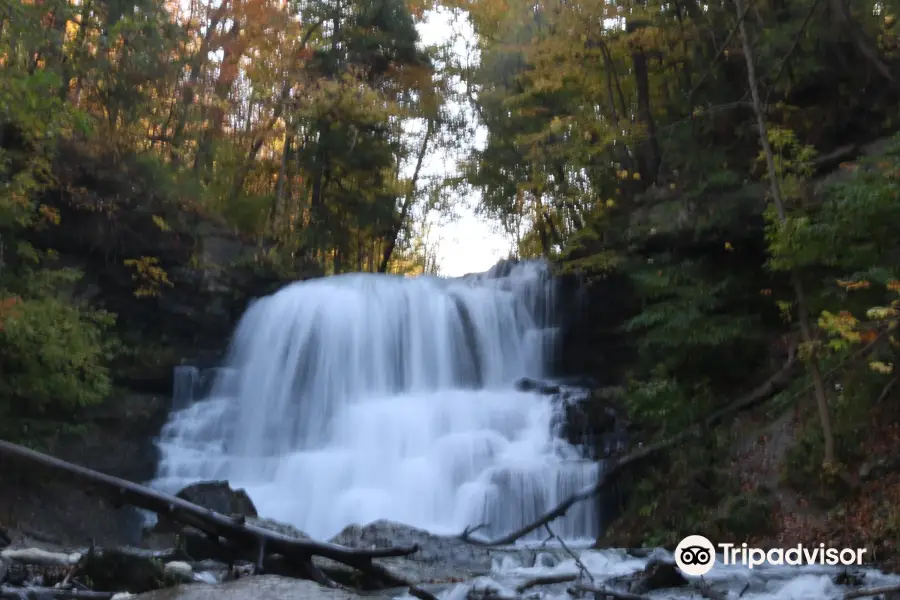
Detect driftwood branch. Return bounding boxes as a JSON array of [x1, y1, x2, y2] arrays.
[[516, 573, 578, 593], [570, 582, 649, 600], [0, 441, 418, 577], [0, 587, 114, 600], [843, 584, 900, 599], [460, 350, 798, 546]]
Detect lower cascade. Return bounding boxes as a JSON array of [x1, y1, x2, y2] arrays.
[[152, 260, 599, 541]]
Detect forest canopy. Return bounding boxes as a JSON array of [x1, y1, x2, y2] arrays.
[[1, 0, 899, 516]]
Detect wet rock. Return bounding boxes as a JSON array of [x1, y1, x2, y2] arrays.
[[175, 481, 257, 518], [0, 556, 9, 584], [628, 558, 688, 595], [515, 378, 561, 395], [246, 517, 310, 540], [323, 520, 493, 586], [164, 561, 193, 583], [834, 569, 866, 587], [534, 553, 558, 568], [154, 481, 258, 536], [130, 575, 380, 600], [556, 388, 626, 459], [81, 547, 167, 593]]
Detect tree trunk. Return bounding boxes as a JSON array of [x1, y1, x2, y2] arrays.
[[733, 0, 836, 466], [378, 119, 434, 273], [626, 20, 661, 185], [168, 1, 228, 166], [829, 0, 896, 86]]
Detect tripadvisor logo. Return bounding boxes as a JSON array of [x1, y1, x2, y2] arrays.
[[674, 535, 868, 576], [675, 535, 716, 576]]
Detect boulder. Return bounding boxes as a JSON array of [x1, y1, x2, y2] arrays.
[[322, 520, 493, 586], [175, 481, 258, 518], [81, 547, 168, 593], [131, 575, 380, 600], [515, 378, 561, 395], [154, 481, 258, 535], [628, 558, 689, 595], [163, 561, 193, 583], [245, 517, 309, 540]]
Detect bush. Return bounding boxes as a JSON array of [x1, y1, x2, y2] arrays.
[[0, 270, 115, 436]]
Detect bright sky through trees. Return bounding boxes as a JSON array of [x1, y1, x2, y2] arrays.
[[415, 9, 512, 276]]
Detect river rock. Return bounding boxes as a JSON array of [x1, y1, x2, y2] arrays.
[[164, 561, 193, 583], [175, 481, 258, 518], [82, 547, 168, 593], [515, 378, 561, 395], [131, 575, 380, 600], [246, 516, 310, 540], [627, 557, 689, 595], [321, 520, 493, 586], [154, 481, 259, 535]]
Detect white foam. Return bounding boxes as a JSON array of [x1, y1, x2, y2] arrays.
[[435, 546, 900, 600], [153, 261, 597, 541]]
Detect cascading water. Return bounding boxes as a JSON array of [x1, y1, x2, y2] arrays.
[[152, 260, 599, 541]]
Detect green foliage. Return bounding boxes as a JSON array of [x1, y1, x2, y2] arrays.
[[623, 368, 711, 431], [0, 267, 115, 432], [625, 260, 758, 354]]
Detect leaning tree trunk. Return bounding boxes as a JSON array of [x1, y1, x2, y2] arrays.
[[733, 0, 836, 466]]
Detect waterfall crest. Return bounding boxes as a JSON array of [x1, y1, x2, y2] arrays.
[[153, 260, 599, 541]]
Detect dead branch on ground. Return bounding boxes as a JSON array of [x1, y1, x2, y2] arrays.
[[569, 582, 649, 600], [0, 587, 114, 599], [843, 583, 900, 598], [0, 440, 419, 594]]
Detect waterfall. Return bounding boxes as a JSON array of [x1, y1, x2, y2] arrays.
[[152, 260, 599, 541]]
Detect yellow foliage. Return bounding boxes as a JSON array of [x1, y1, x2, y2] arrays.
[[123, 256, 174, 298], [38, 204, 61, 225], [152, 215, 171, 232], [836, 278, 871, 290]]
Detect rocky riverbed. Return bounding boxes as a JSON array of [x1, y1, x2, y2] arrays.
[[5, 515, 900, 600], [2, 467, 900, 600]]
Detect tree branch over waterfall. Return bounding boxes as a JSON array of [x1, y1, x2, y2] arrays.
[[458, 349, 800, 546]]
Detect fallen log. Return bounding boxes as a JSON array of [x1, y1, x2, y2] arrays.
[[460, 349, 798, 546], [0, 549, 81, 567], [0, 440, 418, 581], [569, 582, 649, 600], [843, 583, 900, 598], [0, 586, 114, 600], [515, 573, 577, 593]]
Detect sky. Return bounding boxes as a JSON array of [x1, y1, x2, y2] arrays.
[[412, 9, 513, 277]]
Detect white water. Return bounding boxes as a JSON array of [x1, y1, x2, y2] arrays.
[[442, 544, 900, 600], [153, 260, 599, 541]]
